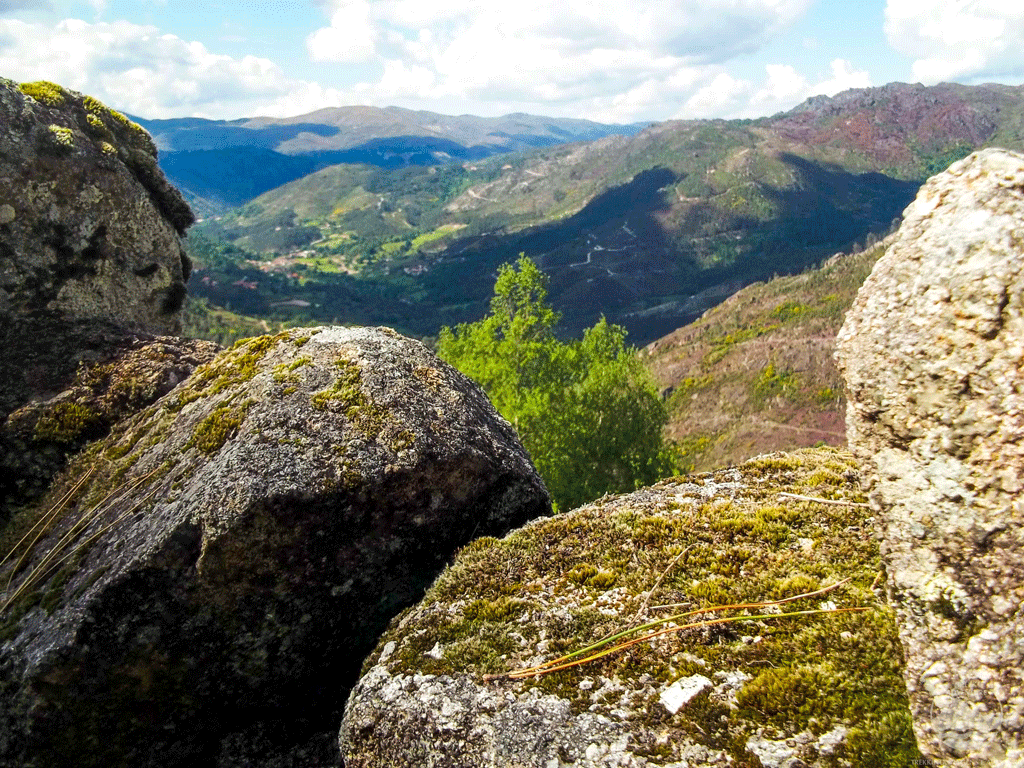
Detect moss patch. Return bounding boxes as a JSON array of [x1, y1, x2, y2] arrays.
[[169, 332, 288, 411], [19, 80, 68, 107], [32, 402, 102, 444], [190, 401, 251, 455], [365, 447, 921, 764], [311, 356, 386, 440]]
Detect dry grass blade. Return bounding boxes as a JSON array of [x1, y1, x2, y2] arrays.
[[18, 487, 160, 599], [0, 466, 162, 616], [629, 543, 693, 625], [1, 468, 95, 583], [482, 578, 857, 682], [497, 607, 868, 680]]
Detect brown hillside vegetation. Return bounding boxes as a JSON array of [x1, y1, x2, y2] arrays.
[[643, 238, 889, 472]]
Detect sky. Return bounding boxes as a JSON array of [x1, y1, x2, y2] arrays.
[[0, 0, 1022, 123]]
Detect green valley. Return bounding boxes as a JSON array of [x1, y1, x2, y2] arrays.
[[187, 81, 1024, 346]]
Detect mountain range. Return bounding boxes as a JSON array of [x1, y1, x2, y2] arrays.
[[133, 107, 647, 215], [183, 81, 1024, 346]]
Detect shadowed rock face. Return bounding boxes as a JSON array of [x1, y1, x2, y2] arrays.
[[0, 326, 551, 768], [838, 148, 1024, 766], [0, 79, 199, 521]]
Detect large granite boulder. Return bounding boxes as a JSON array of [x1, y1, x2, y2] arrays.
[[0, 78, 198, 521], [341, 448, 919, 767], [0, 78, 192, 341], [0, 326, 551, 767], [837, 148, 1024, 766]]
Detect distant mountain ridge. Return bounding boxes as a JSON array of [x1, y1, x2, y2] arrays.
[[188, 80, 1024, 344], [132, 107, 647, 214]]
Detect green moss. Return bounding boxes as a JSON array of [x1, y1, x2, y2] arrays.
[[19, 80, 67, 106], [84, 111, 115, 144], [566, 563, 598, 585], [40, 564, 77, 614], [362, 447, 921, 763], [311, 357, 386, 440], [80, 93, 154, 154], [169, 331, 288, 411], [47, 124, 74, 149], [191, 402, 250, 454], [272, 356, 311, 385], [463, 597, 528, 622], [32, 402, 102, 444], [588, 570, 617, 589]]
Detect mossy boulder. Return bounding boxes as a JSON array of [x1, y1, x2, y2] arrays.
[[0, 326, 550, 768], [0, 78, 192, 339], [341, 448, 922, 767], [0, 77, 199, 522], [0, 334, 219, 519]]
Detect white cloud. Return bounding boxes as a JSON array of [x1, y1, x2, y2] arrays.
[[676, 58, 871, 119], [885, 0, 1024, 83], [310, 0, 814, 119], [306, 0, 376, 63], [0, 17, 352, 118]]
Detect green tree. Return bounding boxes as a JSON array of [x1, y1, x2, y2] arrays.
[[438, 256, 677, 511]]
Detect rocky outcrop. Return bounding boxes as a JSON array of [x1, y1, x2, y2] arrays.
[[0, 326, 551, 767], [341, 448, 919, 766], [837, 148, 1024, 766], [0, 78, 192, 339], [0, 78, 199, 520]]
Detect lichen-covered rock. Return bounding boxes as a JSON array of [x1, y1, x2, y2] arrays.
[[1, 333, 219, 518], [0, 326, 550, 768], [837, 148, 1024, 766], [0, 78, 193, 337], [341, 448, 920, 767], [0, 78, 199, 520]]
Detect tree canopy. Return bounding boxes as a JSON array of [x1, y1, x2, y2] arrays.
[[438, 256, 677, 511]]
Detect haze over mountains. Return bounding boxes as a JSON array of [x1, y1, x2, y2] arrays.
[[133, 107, 647, 215], [183, 81, 1024, 347]]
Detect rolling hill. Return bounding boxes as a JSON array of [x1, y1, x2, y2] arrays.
[[189, 81, 1024, 345], [643, 238, 888, 472]]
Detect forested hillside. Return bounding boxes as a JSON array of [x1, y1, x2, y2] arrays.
[[644, 238, 887, 471], [135, 108, 645, 216], [188, 81, 1024, 346]]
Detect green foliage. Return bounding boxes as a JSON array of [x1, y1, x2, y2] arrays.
[[753, 362, 800, 403], [919, 142, 974, 178], [438, 256, 677, 511]]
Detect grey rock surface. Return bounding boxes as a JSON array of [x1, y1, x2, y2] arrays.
[[341, 449, 917, 767], [0, 78, 198, 519], [0, 326, 551, 768], [0, 78, 192, 339], [1, 333, 219, 518], [837, 148, 1024, 766]]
